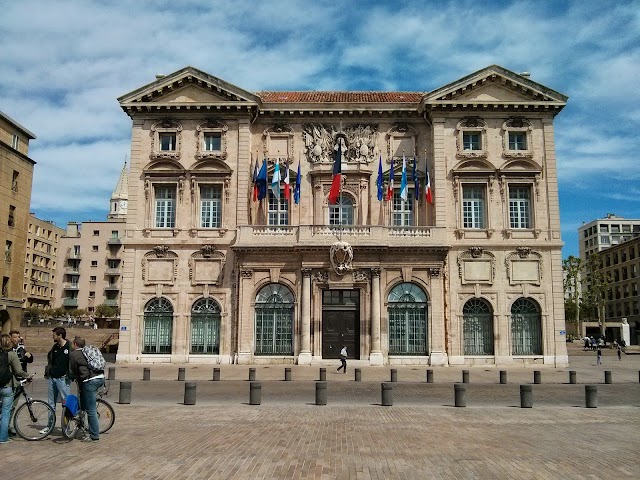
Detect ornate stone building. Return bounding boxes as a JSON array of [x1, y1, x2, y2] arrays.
[[116, 65, 569, 366]]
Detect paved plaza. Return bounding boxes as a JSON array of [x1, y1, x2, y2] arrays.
[[3, 347, 640, 479]]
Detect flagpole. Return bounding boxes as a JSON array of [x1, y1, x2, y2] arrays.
[[338, 136, 343, 242]]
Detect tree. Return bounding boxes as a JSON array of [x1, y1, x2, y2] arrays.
[[94, 303, 119, 318], [582, 253, 611, 336], [562, 255, 583, 335]]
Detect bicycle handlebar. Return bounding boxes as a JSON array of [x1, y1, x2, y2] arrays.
[[18, 374, 35, 386]]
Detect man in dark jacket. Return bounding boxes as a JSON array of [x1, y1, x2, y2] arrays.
[[10, 330, 33, 372], [45, 327, 72, 426], [69, 336, 105, 442]]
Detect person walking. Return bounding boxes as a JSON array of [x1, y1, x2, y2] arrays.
[[1, 334, 30, 444], [9, 330, 33, 372], [337, 345, 347, 373], [69, 336, 105, 442], [617, 343, 622, 361], [596, 345, 602, 365], [45, 327, 72, 422]]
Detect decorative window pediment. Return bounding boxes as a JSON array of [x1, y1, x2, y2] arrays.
[[263, 123, 294, 160], [196, 120, 228, 160], [451, 158, 496, 176], [502, 117, 533, 159], [456, 117, 487, 159], [142, 245, 178, 285], [386, 123, 417, 161], [150, 120, 182, 160], [457, 247, 496, 284], [505, 247, 542, 285], [188, 245, 226, 286]]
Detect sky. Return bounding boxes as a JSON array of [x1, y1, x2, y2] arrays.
[[1, 0, 639, 259]]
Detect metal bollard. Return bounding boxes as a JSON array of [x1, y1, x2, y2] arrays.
[[212, 368, 220, 381], [178, 367, 186, 381], [462, 370, 470, 384], [143, 368, 150, 381], [520, 384, 533, 408], [319, 368, 326, 381], [249, 382, 261, 405], [381, 383, 393, 406], [604, 370, 612, 384], [108, 366, 116, 380], [499, 370, 507, 384], [315, 381, 327, 405], [285, 367, 292, 381], [533, 371, 541, 384], [248, 368, 256, 381], [118, 381, 132, 404], [184, 382, 196, 405], [585, 385, 598, 408], [390, 369, 398, 382], [426, 369, 433, 383], [454, 384, 466, 407], [354, 368, 361, 382], [569, 371, 576, 384]]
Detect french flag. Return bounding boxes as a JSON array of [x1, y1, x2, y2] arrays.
[[386, 157, 394, 201], [283, 160, 291, 201], [425, 162, 433, 205], [328, 141, 342, 204]]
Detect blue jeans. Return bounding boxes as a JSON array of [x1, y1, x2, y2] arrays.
[[47, 377, 70, 423], [80, 378, 105, 440], [0, 386, 13, 442]]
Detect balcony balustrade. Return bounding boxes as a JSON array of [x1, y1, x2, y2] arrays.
[[62, 298, 78, 307], [104, 283, 120, 291], [105, 268, 121, 276], [63, 283, 80, 290], [107, 238, 122, 246], [103, 299, 119, 307], [64, 267, 80, 275]]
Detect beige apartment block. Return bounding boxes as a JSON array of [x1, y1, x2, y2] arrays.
[[24, 214, 65, 309], [116, 65, 569, 366], [1, 110, 36, 333], [54, 164, 128, 313]]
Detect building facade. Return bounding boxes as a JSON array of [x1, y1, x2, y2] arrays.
[[24, 214, 64, 309], [53, 164, 128, 313], [0, 110, 36, 333], [579, 214, 640, 261], [116, 65, 569, 366]]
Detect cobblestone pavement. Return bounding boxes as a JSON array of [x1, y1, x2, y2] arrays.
[[3, 349, 638, 479]]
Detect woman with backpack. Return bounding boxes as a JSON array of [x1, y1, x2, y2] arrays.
[[69, 336, 105, 442], [1, 334, 29, 444]]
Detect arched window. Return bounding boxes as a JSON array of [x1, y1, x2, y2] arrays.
[[329, 197, 354, 225], [511, 298, 542, 355], [387, 283, 428, 355], [255, 284, 294, 355], [143, 297, 173, 354], [463, 298, 494, 355], [191, 298, 221, 354]]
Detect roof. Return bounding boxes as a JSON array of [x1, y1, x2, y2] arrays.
[[256, 92, 424, 103], [0, 110, 36, 139]]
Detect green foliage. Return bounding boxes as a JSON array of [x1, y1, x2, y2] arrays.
[[94, 303, 119, 318]]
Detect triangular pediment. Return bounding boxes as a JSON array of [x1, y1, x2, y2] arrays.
[[424, 65, 568, 106], [118, 66, 260, 106]]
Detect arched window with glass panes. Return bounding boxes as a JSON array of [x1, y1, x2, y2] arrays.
[[190, 298, 221, 354], [511, 298, 542, 355], [463, 298, 494, 355], [255, 284, 294, 355], [329, 196, 354, 225], [143, 297, 173, 354], [387, 283, 428, 355]]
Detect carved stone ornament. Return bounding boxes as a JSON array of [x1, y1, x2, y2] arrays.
[[386, 123, 417, 160], [470, 246, 483, 258], [505, 249, 543, 285], [516, 246, 531, 258], [153, 245, 170, 257], [330, 241, 353, 276], [142, 246, 178, 285], [303, 124, 377, 164], [346, 124, 378, 164], [195, 120, 228, 160], [263, 123, 294, 159], [352, 269, 371, 283], [428, 267, 441, 277], [150, 120, 182, 160], [457, 249, 496, 284], [240, 269, 253, 279], [188, 246, 226, 285], [371, 267, 381, 277], [301, 267, 313, 278], [312, 270, 329, 283]]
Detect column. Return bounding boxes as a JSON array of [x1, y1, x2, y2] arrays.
[[370, 268, 383, 365], [428, 267, 448, 366], [298, 267, 312, 365], [237, 268, 254, 364]]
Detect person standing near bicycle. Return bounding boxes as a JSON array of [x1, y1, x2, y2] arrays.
[[1, 334, 29, 444], [45, 327, 72, 423], [9, 330, 33, 372], [69, 336, 105, 442]]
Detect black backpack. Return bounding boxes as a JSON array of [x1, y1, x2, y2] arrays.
[[0, 351, 13, 386]]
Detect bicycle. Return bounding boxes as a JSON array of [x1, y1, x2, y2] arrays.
[[6, 376, 56, 441], [61, 382, 115, 440]]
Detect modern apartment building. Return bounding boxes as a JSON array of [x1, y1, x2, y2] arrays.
[[578, 214, 640, 261], [0, 110, 36, 333], [54, 163, 128, 312], [116, 65, 569, 366], [24, 214, 65, 309]]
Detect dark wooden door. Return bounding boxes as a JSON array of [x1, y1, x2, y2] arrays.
[[322, 310, 359, 359]]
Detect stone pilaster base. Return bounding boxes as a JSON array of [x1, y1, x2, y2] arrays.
[[429, 352, 448, 366], [297, 351, 312, 365], [369, 352, 384, 366], [237, 352, 253, 365]]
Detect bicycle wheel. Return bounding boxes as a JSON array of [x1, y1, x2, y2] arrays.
[[13, 400, 56, 441], [96, 398, 115, 433], [61, 413, 79, 440]]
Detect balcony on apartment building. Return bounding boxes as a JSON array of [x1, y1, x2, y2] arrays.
[[66, 249, 82, 260], [234, 225, 448, 249], [62, 298, 78, 307], [103, 299, 118, 307], [104, 282, 119, 291], [63, 282, 80, 290], [105, 268, 121, 276], [64, 267, 80, 275]]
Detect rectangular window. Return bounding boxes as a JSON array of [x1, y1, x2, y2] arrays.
[[92, 245, 99, 252], [154, 185, 176, 228], [111, 230, 119, 239], [463, 132, 481, 150], [509, 186, 531, 229], [90, 276, 97, 282], [462, 186, 485, 229], [203, 132, 222, 151], [93, 230, 99, 236], [392, 190, 414, 226], [600, 224, 609, 232], [91, 260, 98, 267], [5, 241, 12, 262], [600, 236, 610, 244], [329, 198, 354, 226], [2, 277, 8, 297], [508, 132, 527, 150], [8, 205, 15, 227], [200, 185, 222, 228], [11, 134, 19, 149], [159, 133, 177, 151], [12, 171, 19, 192], [268, 190, 289, 226]]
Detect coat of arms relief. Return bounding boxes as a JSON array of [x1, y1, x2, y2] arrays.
[[303, 124, 378, 164]]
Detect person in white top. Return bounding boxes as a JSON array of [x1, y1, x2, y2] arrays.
[[337, 345, 347, 373]]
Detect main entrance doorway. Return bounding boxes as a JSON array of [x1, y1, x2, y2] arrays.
[[322, 289, 360, 359]]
